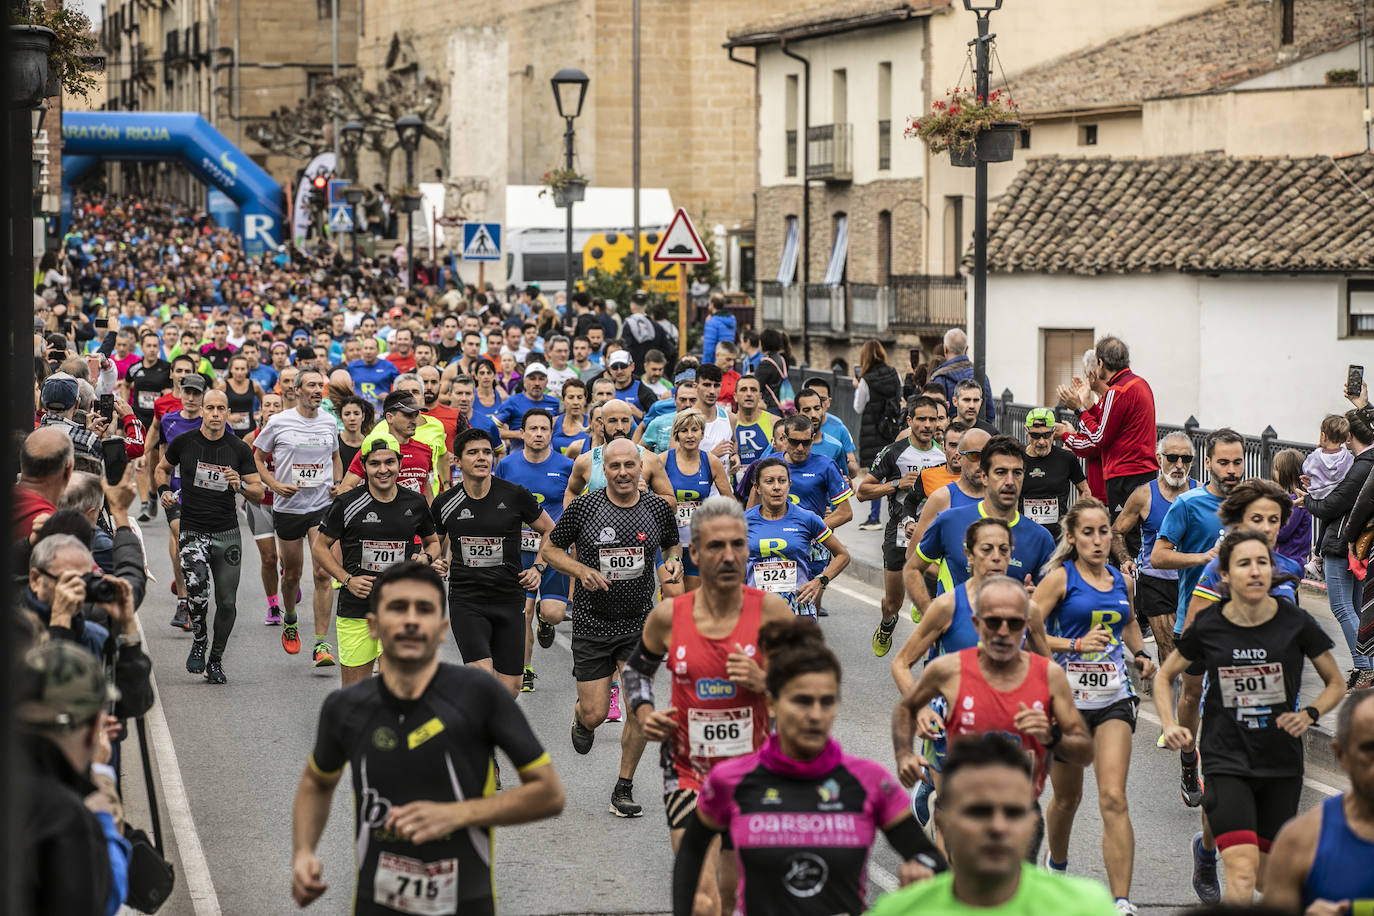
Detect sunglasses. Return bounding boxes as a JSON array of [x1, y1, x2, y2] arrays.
[[1162, 454, 1194, 464], [978, 615, 1027, 632], [959, 449, 983, 458], [1027, 431, 1054, 441], [786, 437, 813, 447]]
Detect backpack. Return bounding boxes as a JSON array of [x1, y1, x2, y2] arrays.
[[875, 383, 904, 442]]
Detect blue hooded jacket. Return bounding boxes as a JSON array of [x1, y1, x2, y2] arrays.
[[701, 312, 737, 363]]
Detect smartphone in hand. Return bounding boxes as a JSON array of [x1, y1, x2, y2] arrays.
[[1349, 365, 1365, 398]]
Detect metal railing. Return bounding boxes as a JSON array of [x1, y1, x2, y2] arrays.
[[850, 283, 884, 335], [805, 283, 845, 334], [889, 274, 966, 331], [806, 123, 853, 181]]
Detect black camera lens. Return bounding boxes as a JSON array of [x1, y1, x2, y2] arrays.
[[82, 572, 118, 604]]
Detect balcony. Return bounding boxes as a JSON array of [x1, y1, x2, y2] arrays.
[[850, 283, 887, 335], [760, 277, 962, 340], [806, 284, 847, 336], [759, 281, 802, 330], [889, 275, 966, 332], [806, 123, 852, 182]]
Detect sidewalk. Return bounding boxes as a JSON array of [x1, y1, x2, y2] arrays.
[[839, 495, 1353, 770]]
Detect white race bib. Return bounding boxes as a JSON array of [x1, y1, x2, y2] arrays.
[[1024, 498, 1060, 526], [372, 853, 457, 915], [460, 536, 503, 567], [193, 461, 232, 491], [599, 546, 645, 580], [230, 413, 252, 431], [1066, 660, 1121, 704], [754, 560, 798, 594], [688, 707, 754, 758], [896, 516, 914, 549], [399, 477, 423, 493], [520, 528, 541, 554], [360, 539, 407, 573], [292, 462, 328, 487], [1218, 663, 1285, 708], [136, 390, 157, 410], [675, 501, 699, 530]]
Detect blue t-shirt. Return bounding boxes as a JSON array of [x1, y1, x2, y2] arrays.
[[641, 412, 676, 453], [745, 503, 832, 615], [493, 392, 562, 430], [1157, 485, 1225, 629], [822, 414, 855, 455], [495, 450, 574, 560], [916, 500, 1057, 590], [644, 397, 676, 424], [810, 432, 849, 472], [249, 363, 278, 392], [465, 412, 503, 453], [781, 453, 854, 520], [734, 414, 776, 466], [346, 358, 400, 409], [551, 415, 591, 457], [1192, 551, 1304, 606]]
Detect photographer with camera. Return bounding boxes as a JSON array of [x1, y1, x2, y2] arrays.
[[48, 466, 148, 607]]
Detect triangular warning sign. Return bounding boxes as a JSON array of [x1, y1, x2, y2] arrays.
[[652, 208, 709, 263]]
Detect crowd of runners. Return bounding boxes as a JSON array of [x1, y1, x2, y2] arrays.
[[15, 193, 1374, 916]]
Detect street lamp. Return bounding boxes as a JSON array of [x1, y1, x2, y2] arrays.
[[962, 0, 1002, 400], [550, 67, 589, 297], [340, 119, 364, 181], [394, 113, 425, 288], [342, 186, 364, 261]]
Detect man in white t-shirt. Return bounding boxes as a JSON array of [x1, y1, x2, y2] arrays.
[[543, 335, 578, 397], [252, 367, 343, 667]]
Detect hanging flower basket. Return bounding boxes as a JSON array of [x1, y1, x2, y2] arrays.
[[949, 140, 976, 168], [975, 121, 1021, 163], [907, 87, 1025, 168], [8, 25, 54, 109], [552, 179, 586, 207], [540, 167, 588, 207]]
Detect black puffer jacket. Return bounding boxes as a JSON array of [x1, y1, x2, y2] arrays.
[[859, 363, 901, 466], [1305, 448, 1374, 558]]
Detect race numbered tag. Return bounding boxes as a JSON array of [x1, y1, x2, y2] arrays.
[[399, 476, 423, 493], [675, 501, 699, 530], [460, 537, 503, 567], [520, 528, 541, 554], [372, 853, 457, 915], [687, 707, 754, 758], [136, 390, 157, 410], [1217, 663, 1285, 708], [361, 539, 407, 572], [292, 462, 328, 487], [599, 546, 645, 580], [896, 516, 914, 549], [193, 461, 232, 491], [755, 560, 798, 594], [1066, 661, 1121, 704], [1024, 499, 1060, 526]]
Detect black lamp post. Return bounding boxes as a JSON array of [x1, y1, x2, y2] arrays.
[[341, 186, 364, 260], [550, 67, 589, 298], [964, 0, 1001, 396], [394, 113, 424, 288], [340, 119, 363, 181]]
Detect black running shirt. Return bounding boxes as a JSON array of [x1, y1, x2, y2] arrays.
[[548, 488, 678, 640], [1174, 597, 1332, 779], [126, 359, 172, 423], [319, 485, 437, 618], [430, 478, 540, 603], [163, 430, 257, 534], [309, 664, 549, 916]]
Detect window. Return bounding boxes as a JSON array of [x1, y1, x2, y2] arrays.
[[1279, 0, 1295, 45], [306, 70, 331, 98], [1349, 280, 1374, 337], [1020, 128, 1031, 149], [785, 74, 798, 178], [824, 213, 848, 286], [1078, 124, 1098, 146], [832, 68, 847, 125], [1042, 329, 1095, 405], [877, 210, 892, 285], [878, 62, 891, 170], [777, 215, 799, 285], [943, 196, 964, 277], [317, 0, 333, 18]]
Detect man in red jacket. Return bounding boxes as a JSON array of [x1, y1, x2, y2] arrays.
[[1056, 336, 1158, 533]]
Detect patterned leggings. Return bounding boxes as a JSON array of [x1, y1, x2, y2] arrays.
[[179, 528, 243, 661]]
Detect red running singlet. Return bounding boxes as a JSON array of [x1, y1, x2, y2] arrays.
[[949, 647, 1052, 794]]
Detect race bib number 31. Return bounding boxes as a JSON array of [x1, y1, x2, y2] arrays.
[[599, 546, 645, 580], [373, 853, 457, 915], [1218, 663, 1285, 708], [687, 707, 754, 758]]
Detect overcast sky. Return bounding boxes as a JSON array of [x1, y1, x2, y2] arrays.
[[71, 0, 103, 26]]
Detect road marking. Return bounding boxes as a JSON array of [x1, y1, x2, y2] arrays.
[[830, 580, 883, 604], [869, 862, 899, 893], [1135, 706, 1341, 798], [137, 621, 224, 916]]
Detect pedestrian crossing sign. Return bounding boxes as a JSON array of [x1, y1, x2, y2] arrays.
[[328, 204, 354, 233], [462, 222, 501, 261]]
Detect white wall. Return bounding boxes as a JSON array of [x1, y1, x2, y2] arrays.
[[1234, 41, 1366, 90], [981, 272, 1364, 440]]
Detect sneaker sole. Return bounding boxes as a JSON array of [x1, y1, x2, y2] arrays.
[[608, 803, 644, 818], [313, 656, 336, 668]]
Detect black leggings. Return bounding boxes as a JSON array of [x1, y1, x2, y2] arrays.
[[1202, 772, 1303, 853], [179, 528, 243, 661]]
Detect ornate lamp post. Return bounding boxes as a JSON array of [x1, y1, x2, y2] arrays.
[[394, 113, 424, 288], [550, 67, 589, 297]]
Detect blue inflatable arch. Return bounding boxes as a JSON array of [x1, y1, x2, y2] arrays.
[[62, 111, 284, 254]]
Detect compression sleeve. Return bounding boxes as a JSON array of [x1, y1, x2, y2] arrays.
[[883, 816, 948, 874], [671, 814, 721, 916], [622, 640, 664, 713]]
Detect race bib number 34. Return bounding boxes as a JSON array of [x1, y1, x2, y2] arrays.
[[520, 529, 541, 554], [373, 853, 457, 915], [1218, 663, 1285, 708], [688, 707, 754, 758], [599, 546, 645, 580]]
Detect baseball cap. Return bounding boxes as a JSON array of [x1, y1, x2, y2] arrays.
[[180, 373, 208, 393], [1025, 407, 1056, 429], [607, 350, 633, 368], [382, 392, 421, 415], [523, 362, 548, 377], [389, 307, 405, 319], [18, 641, 120, 728], [40, 374, 79, 410], [362, 438, 400, 460]]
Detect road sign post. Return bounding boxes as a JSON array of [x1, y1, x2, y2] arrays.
[[652, 208, 708, 363]]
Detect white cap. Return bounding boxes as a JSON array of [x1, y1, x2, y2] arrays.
[[523, 362, 548, 376], [607, 350, 633, 368]]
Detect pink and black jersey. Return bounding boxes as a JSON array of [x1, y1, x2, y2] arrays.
[[697, 735, 909, 915]]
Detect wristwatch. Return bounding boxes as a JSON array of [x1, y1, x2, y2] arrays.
[[1043, 723, 1063, 749], [1305, 705, 1321, 724], [817, 574, 831, 588], [532, 562, 547, 573]]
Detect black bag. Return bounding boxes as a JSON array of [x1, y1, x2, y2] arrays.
[[876, 393, 905, 443], [125, 717, 177, 912]]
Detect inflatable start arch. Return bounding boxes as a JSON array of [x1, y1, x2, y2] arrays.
[[62, 111, 284, 255]]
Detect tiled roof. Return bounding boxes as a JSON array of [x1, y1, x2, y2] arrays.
[[726, 0, 948, 46], [985, 153, 1374, 275], [1007, 0, 1365, 114]]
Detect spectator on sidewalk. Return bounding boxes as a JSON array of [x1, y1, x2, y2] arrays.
[[855, 339, 903, 530], [700, 293, 736, 364], [1056, 336, 1157, 523], [927, 328, 993, 422], [715, 340, 742, 411], [621, 291, 660, 372], [1304, 414, 1355, 498], [16, 427, 75, 541], [1271, 448, 1315, 570], [740, 329, 762, 372]]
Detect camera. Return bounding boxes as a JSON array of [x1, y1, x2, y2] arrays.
[[82, 572, 118, 605]]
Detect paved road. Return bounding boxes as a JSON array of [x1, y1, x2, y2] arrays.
[[120, 508, 1350, 916]]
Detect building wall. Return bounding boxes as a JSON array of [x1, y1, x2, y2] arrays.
[[983, 271, 1360, 438], [1142, 85, 1369, 157], [1234, 40, 1366, 90]]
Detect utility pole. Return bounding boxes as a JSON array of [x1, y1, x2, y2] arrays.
[[331, 0, 339, 168], [632, 0, 641, 279], [970, 10, 993, 393]]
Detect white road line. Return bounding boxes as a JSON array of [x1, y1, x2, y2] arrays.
[[868, 862, 899, 893], [830, 580, 883, 604], [137, 621, 224, 916]]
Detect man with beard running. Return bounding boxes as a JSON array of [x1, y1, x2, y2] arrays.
[[542, 438, 682, 817], [156, 389, 265, 683], [624, 497, 793, 916], [1150, 427, 1245, 820]]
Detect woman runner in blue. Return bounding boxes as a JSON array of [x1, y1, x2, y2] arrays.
[[745, 458, 851, 617], [663, 409, 733, 591], [1033, 497, 1156, 915], [551, 377, 592, 458]]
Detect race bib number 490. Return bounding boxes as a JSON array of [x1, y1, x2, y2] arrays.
[[373, 853, 457, 915], [1218, 663, 1285, 708], [687, 707, 754, 758], [1066, 661, 1121, 704], [193, 462, 232, 491], [599, 546, 645, 580]]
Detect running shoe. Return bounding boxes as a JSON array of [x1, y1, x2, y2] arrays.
[[205, 659, 227, 685], [857, 520, 883, 531], [170, 602, 191, 630], [1349, 669, 1363, 692], [1191, 832, 1220, 903], [535, 613, 556, 649], [872, 618, 897, 657], [816, 606, 829, 617], [912, 779, 932, 827], [609, 784, 644, 818], [1044, 852, 1067, 874], [1354, 670, 1374, 692], [521, 668, 537, 693], [571, 715, 595, 754], [137, 505, 154, 523], [313, 642, 337, 667], [265, 606, 282, 626], [186, 637, 207, 675], [1156, 733, 1168, 749], [607, 684, 623, 722], [282, 624, 301, 655], [910, 603, 923, 624], [1180, 753, 1203, 808], [1114, 900, 1138, 916]]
